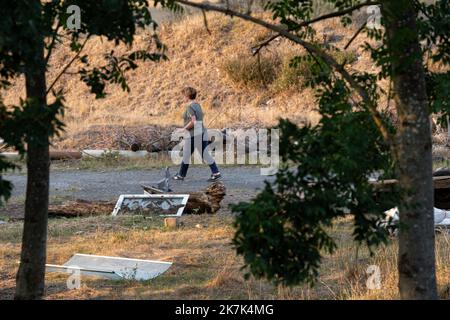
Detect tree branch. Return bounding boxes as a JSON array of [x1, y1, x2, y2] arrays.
[[344, 21, 367, 50], [201, 9, 212, 35], [252, 34, 278, 56], [175, 0, 391, 142], [46, 37, 89, 95], [247, 1, 379, 55], [296, 1, 380, 27], [45, 21, 61, 65]]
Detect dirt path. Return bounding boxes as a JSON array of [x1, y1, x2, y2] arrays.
[[2, 166, 274, 218]]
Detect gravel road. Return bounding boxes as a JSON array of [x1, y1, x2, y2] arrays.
[[2, 166, 274, 218]]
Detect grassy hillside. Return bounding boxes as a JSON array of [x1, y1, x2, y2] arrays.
[[2, 11, 386, 150]]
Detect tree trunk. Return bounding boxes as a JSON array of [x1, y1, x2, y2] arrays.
[[14, 12, 49, 299], [382, 1, 438, 299]]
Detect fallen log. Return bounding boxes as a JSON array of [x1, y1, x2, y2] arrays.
[[433, 175, 450, 189], [1, 150, 83, 160], [48, 199, 114, 218], [48, 182, 227, 218], [82, 150, 149, 158], [142, 181, 226, 214], [50, 151, 82, 160], [370, 176, 450, 190]]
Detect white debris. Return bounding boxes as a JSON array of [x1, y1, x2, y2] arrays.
[[46, 254, 172, 281], [111, 194, 189, 216], [383, 207, 450, 228]]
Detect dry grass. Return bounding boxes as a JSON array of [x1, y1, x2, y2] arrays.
[[1, 11, 382, 150], [0, 214, 448, 300], [53, 152, 175, 171], [220, 52, 281, 89]]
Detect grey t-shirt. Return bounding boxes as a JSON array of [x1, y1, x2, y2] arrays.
[[183, 102, 205, 136]]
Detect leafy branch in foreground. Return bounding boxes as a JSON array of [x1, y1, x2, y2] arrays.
[[0, 0, 169, 299], [174, 0, 449, 298], [233, 78, 399, 286]]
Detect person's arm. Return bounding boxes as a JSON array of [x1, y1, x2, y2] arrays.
[[179, 105, 197, 131], [182, 114, 196, 131]]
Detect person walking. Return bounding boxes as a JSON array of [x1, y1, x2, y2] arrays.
[[173, 87, 221, 181]]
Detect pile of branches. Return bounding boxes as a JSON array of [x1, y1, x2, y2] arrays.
[[63, 125, 178, 151], [117, 126, 178, 152]]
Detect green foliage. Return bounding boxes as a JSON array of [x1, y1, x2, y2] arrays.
[[0, 159, 16, 207], [0, 91, 65, 206], [0, 0, 167, 208], [230, 0, 450, 287], [79, 49, 166, 99], [0, 1, 48, 82], [427, 71, 450, 126], [60, 1, 167, 98], [331, 48, 358, 65], [271, 54, 315, 92], [415, 0, 450, 126], [415, 0, 450, 65], [272, 50, 357, 92], [233, 77, 399, 286]]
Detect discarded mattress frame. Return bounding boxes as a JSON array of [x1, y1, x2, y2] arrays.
[[46, 254, 172, 281], [111, 194, 189, 216]]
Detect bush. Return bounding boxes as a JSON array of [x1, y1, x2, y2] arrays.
[[221, 53, 281, 89], [311, 0, 336, 17], [222, 49, 357, 93], [331, 49, 358, 65], [271, 55, 315, 92]]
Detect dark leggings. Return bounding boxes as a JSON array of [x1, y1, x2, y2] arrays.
[[179, 135, 219, 177]]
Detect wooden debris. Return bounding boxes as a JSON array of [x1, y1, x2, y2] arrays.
[[370, 179, 398, 192], [433, 175, 450, 189], [184, 182, 227, 214], [49, 151, 82, 160], [164, 217, 180, 229], [116, 126, 178, 152], [370, 176, 450, 190], [48, 199, 114, 218], [142, 185, 166, 194], [0, 139, 6, 152]]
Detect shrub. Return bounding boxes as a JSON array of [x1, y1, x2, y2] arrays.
[[222, 49, 357, 93], [331, 49, 358, 65], [271, 55, 315, 92], [311, 0, 336, 17], [221, 53, 281, 89]]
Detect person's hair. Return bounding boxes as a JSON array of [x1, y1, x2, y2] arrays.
[[182, 87, 197, 100]]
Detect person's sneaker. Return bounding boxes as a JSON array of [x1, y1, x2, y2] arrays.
[[208, 172, 222, 182], [172, 174, 185, 181]]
